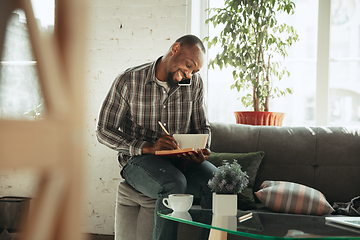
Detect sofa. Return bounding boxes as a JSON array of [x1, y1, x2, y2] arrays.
[[116, 122, 360, 240]]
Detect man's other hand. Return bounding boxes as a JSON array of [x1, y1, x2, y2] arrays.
[[178, 148, 211, 164]]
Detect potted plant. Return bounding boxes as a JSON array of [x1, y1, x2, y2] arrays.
[[204, 0, 299, 126], [208, 160, 249, 216]]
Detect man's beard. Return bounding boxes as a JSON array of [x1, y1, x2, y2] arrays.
[[166, 71, 177, 88], [166, 70, 189, 88]]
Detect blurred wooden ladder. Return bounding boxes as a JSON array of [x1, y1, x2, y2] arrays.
[[0, 0, 87, 240]]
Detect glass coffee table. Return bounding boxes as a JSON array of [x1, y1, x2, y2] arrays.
[[158, 209, 360, 239]]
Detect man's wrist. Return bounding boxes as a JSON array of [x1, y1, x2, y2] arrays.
[[142, 142, 153, 154]]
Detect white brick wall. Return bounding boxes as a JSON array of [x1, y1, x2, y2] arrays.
[[83, 0, 189, 234]]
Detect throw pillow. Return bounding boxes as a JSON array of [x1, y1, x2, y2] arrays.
[[208, 151, 265, 210], [255, 180, 334, 215]]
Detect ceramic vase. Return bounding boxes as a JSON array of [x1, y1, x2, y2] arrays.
[[212, 193, 237, 216]]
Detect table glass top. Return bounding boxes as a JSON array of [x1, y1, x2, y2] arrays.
[[158, 209, 360, 239]]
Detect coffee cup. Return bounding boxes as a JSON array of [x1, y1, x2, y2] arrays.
[[162, 194, 193, 212]]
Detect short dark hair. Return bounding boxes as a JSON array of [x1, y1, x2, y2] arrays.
[[175, 35, 206, 54]]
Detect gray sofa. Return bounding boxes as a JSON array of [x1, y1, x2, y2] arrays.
[[116, 123, 360, 240]]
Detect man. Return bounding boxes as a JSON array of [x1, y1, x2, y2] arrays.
[[96, 35, 217, 240]]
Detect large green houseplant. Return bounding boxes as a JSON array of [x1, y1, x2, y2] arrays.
[[204, 0, 299, 124]]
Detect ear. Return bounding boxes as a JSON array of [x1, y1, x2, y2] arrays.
[[171, 42, 181, 55]]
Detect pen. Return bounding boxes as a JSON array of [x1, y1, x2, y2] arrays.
[[238, 212, 252, 222], [158, 121, 180, 149], [158, 121, 170, 135]]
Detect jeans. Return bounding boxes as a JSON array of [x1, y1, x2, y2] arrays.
[[122, 154, 218, 240]]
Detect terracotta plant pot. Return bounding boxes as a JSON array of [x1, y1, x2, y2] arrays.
[[234, 111, 285, 126]]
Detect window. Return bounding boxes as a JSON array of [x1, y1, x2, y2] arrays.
[[329, 0, 360, 126], [0, 0, 54, 120], [193, 0, 360, 126]]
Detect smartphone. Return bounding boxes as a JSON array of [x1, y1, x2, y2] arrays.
[[178, 78, 191, 86]]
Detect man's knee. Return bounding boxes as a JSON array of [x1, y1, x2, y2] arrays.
[[162, 173, 187, 195]]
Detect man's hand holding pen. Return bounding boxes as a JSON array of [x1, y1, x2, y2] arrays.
[[142, 134, 179, 155]]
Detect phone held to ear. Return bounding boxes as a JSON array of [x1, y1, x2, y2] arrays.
[[178, 78, 191, 86]]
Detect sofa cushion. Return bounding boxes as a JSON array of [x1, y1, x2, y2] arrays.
[[255, 180, 334, 216], [207, 151, 265, 210]]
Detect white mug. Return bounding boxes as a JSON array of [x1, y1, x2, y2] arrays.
[[162, 194, 193, 212]]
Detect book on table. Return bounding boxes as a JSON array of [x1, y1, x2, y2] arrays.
[[155, 134, 209, 156]]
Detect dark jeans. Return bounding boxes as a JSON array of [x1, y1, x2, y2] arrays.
[[122, 154, 218, 240]]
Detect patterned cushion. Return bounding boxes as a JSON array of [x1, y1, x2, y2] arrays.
[[255, 180, 334, 216]]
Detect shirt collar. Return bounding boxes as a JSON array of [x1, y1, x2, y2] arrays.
[[145, 56, 162, 84]]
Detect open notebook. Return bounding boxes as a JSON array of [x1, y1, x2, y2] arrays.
[[155, 134, 209, 156]]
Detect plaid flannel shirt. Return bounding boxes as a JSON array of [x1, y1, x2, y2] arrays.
[[96, 58, 211, 167]]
